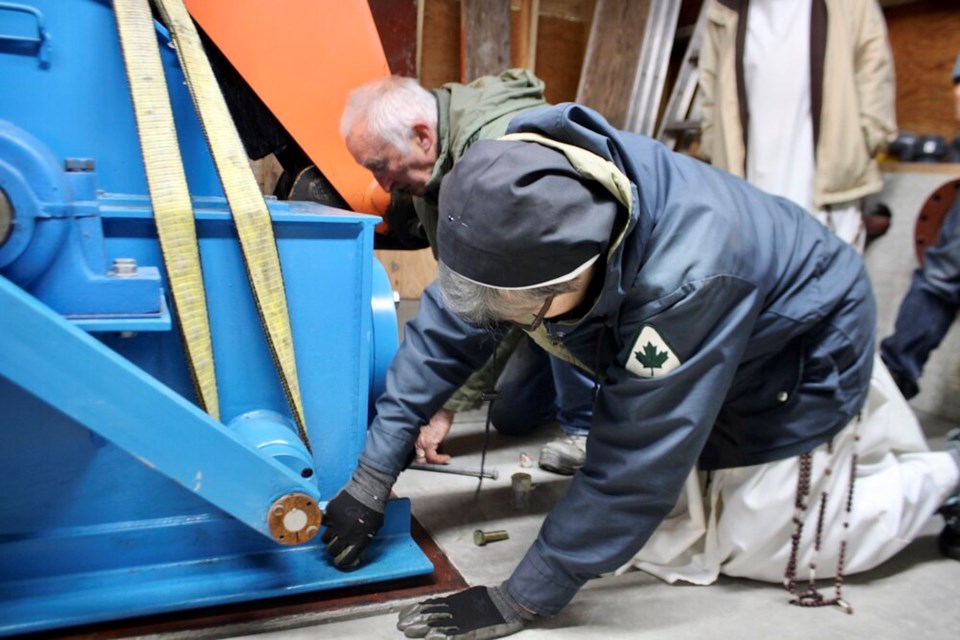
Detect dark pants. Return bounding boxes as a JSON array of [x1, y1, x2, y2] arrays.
[[490, 336, 594, 437], [881, 199, 960, 398]]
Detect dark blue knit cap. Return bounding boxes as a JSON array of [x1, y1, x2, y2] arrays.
[[437, 140, 618, 289]]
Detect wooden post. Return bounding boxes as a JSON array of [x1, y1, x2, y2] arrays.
[[368, 0, 419, 77], [460, 0, 511, 82], [576, 0, 651, 129], [514, 0, 540, 70]]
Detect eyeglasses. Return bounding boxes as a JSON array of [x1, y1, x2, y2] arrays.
[[509, 294, 556, 332]]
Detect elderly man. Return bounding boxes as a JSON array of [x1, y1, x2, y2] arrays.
[[323, 103, 960, 639], [341, 72, 594, 475]]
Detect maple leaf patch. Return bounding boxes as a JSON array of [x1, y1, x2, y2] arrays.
[[625, 324, 680, 378]]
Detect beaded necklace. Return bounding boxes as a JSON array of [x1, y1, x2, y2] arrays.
[[783, 414, 861, 614]]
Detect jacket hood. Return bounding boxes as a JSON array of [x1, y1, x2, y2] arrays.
[[503, 104, 656, 317], [437, 139, 619, 289]]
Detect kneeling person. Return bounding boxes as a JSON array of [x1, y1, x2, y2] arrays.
[[323, 103, 960, 639]]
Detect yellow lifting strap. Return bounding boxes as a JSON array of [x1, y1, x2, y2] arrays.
[[114, 0, 311, 453], [113, 0, 220, 421], [150, 0, 310, 452]]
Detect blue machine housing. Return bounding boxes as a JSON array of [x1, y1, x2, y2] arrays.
[[0, 1, 431, 635]]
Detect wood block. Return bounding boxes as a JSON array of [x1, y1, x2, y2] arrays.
[[375, 249, 439, 300], [576, 0, 651, 128], [461, 0, 512, 81], [884, 0, 960, 141]]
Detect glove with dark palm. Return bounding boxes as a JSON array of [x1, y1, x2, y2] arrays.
[[396, 584, 534, 640], [322, 464, 393, 570]]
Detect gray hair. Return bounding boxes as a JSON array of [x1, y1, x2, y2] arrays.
[[340, 76, 437, 152], [438, 261, 582, 328]]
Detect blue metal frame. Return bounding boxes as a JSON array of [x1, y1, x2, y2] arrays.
[[0, 2, 51, 68], [0, 1, 433, 635], [0, 0, 221, 196], [0, 272, 319, 535], [0, 174, 433, 636]]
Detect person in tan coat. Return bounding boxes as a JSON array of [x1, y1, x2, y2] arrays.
[[698, 0, 897, 250]]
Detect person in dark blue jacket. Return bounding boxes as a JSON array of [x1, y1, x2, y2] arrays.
[[322, 104, 960, 639], [880, 52, 960, 400]]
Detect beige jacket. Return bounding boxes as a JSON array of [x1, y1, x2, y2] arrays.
[[698, 0, 897, 208]]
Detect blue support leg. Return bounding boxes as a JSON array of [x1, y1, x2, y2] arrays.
[[0, 273, 319, 541]]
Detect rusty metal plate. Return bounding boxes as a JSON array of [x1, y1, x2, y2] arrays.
[[915, 178, 960, 266], [267, 492, 322, 545]]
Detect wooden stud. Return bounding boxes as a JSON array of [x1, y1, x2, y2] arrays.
[[460, 0, 512, 82]]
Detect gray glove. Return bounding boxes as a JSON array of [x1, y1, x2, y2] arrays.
[[396, 584, 534, 640], [322, 464, 393, 569]]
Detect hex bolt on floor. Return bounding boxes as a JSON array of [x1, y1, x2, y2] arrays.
[[473, 529, 509, 546]]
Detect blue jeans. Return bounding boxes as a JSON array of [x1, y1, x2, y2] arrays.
[[489, 336, 594, 437], [880, 198, 960, 398]]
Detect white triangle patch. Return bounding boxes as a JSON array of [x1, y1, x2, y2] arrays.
[[626, 324, 681, 378]]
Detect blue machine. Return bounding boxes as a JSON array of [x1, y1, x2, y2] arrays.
[[0, 1, 432, 635]]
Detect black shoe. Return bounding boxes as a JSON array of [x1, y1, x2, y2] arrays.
[[937, 495, 960, 560]]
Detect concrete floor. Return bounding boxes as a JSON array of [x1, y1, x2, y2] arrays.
[[210, 169, 960, 640], [213, 410, 958, 640]]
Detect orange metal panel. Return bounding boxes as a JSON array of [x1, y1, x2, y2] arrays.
[[184, 0, 391, 215]]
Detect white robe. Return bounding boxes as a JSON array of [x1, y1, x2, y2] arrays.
[[743, 0, 865, 250], [620, 355, 959, 584]]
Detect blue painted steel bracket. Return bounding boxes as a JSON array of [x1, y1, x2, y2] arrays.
[[69, 292, 173, 332], [0, 120, 164, 317], [370, 251, 400, 407], [0, 1, 433, 635], [0, 498, 431, 636], [0, 2, 51, 69], [0, 273, 319, 537]]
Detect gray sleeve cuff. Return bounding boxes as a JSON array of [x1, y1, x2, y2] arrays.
[[343, 463, 395, 514], [505, 547, 584, 617]]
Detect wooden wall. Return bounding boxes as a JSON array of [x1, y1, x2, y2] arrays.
[[419, 0, 591, 99], [883, 0, 960, 140], [251, 0, 957, 300]]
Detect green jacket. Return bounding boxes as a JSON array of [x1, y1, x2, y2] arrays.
[[411, 69, 548, 252]]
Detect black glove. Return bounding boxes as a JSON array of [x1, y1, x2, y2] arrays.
[[322, 464, 392, 570], [396, 584, 533, 640]]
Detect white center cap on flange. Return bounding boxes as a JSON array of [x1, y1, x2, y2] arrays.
[[283, 508, 308, 532]]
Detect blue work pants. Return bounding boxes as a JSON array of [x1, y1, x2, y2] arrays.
[[881, 198, 960, 398], [490, 336, 594, 437]]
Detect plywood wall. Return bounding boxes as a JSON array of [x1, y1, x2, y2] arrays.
[[344, 0, 960, 300], [884, 0, 960, 140], [418, 0, 590, 95]]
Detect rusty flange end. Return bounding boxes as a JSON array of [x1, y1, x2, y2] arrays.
[[267, 492, 322, 545], [915, 179, 960, 266]]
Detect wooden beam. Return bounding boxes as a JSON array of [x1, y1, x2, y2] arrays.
[[576, 0, 651, 129], [514, 0, 541, 70], [417, 0, 425, 78], [368, 0, 419, 76], [420, 0, 461, 88], [460, 0, 512, 82], [576, 0, 679, 134]]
